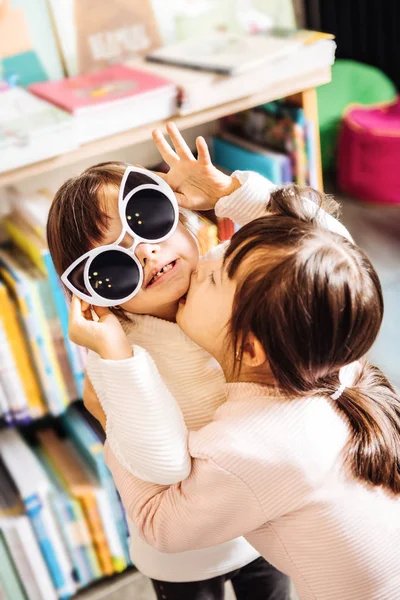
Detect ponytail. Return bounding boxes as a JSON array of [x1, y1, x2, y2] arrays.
[[226, 184, 399, 493], [334, 363, 400, 493]]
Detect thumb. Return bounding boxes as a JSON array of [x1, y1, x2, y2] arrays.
[[92, 305, 112, 320]]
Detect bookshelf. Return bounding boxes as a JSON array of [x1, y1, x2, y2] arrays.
[[0, 67, 330, 190], [0, 64, 331, 599]]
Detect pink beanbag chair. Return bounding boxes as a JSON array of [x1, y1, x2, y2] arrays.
[[337, 97, 400, 204]]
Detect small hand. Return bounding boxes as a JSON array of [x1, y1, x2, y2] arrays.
[[152, 122, 240, 210], [68, 296, 133, 360]]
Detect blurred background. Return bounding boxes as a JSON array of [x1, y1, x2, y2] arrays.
[[0, 1, 398, 599]]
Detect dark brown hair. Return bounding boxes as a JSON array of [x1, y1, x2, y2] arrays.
[[47, 161, 126, 278], [225, 186, 400, 494], [47, 161, 192, 319]]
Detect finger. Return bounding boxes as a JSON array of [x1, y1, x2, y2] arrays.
[[196, 136, 212, 165], [91, 305, 111, 320], [81, 300, 91, 312], [166, 122, 194, 160], [70, 295, 84, 325], [152, 129, 179, 164]]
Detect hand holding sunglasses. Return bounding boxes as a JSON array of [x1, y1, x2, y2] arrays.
[[62, 166, 179, 307]]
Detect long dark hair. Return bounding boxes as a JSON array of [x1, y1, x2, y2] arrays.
[[225, 186, 400, 494]]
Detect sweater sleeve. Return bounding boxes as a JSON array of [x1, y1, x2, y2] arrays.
[[104, 441, 266, 554], [86, 347, 191, 485], [214, 170, 354, 242]]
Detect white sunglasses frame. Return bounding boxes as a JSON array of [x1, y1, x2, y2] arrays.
[[61, 166, 179, 307]]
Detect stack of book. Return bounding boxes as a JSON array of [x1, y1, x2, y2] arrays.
[[135, 30, 336, 115], [212, 99, 318, 187], [0, 86, 77, 174], [0, 404, 131, 600], [29, 65, 178, 145], [0, 194, 85, 424]]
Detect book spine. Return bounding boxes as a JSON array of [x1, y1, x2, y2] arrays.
[[94, 488, 127, 572], [0, 288, 44, 420], [42, 252, 84, 396], [24, 493, 74, 600], [51, 493, 91, 587], [69, 499, 102, 581], [80, 495, 114, 576], [15, 516, 58, 600], [0, 316, 31, 424]]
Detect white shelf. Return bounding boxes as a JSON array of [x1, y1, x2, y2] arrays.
[[0, 67, 330, 188]]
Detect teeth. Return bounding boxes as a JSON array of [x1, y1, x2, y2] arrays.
[[150, 262, 174, 284]]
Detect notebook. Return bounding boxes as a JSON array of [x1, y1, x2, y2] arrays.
[[146, 32, 301, 75]]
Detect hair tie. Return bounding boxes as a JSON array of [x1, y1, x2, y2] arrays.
[[330, 361, 362, 401], [330, 383, 346, 401]]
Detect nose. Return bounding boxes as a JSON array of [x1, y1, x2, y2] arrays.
[[135, 242, 160, 266]]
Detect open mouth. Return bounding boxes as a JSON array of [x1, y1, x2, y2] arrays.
[[147, 260, 177, 287]]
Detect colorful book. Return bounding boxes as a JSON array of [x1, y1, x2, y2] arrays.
[[0, 248, 70, 415], [3, 213, 84, 396], [224, 99, 310, 184], [212, 134, 287, 185], [0, 281, 42, 422], [0, 0, 64, 86], [63, 405, 130, 566], [219, 131, 292, 183], [37, 429, 115, 577], [37, 443, 102, 583], [0, 429, 77, 600], [47, 0, 161, 76], [30, 65, 177, 144], [0, 456, 57, 600], [0, 318, 28, 424], [36, 448, 97, 588]]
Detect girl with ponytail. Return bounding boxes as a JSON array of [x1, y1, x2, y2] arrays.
[[100, 180, 400, 600]]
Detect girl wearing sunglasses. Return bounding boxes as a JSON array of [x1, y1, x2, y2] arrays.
[[98, 190, 399, 600], [48, 124, 349, 600]]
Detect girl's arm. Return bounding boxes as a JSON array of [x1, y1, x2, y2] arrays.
[[214, 170, 353, 241], [69, 298, 190, 485], [153, 123, 353, 244], [86, 347, 191, 485], [103, 439, 266, 554]]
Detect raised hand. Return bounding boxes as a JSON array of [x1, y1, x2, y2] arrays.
[[68, 296, 133, 361], [152, 122, 240, 211]]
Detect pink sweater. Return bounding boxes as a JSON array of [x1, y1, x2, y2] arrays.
[[106, 382, 400, 600]]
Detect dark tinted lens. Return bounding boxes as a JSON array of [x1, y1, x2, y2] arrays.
[[123, 171, 156, 200], [125, 189, 175, 240], [88, 250, 140, 301], [66, 257, 89, 294]]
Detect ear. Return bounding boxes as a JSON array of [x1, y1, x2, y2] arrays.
[[241, 333, 267, 368]]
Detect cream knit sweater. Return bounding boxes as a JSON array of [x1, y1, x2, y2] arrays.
[[87, 171, 353, 582], [106, 382, 400, 600]]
